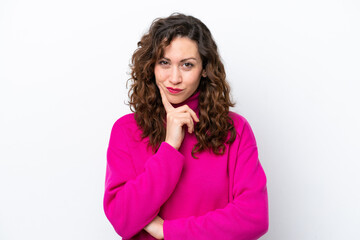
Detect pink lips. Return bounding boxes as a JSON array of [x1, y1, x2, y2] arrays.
[[166, 87, 183, 94]]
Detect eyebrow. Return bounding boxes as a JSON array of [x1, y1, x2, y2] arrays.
[[161, 57, 199, 62]]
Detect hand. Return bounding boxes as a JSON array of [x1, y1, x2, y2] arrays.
[[144, 215, 164, 239], [158, 85, 199, 150]]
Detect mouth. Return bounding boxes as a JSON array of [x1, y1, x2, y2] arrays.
[[166, 87, 183, 94]]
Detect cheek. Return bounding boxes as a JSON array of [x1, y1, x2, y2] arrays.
[[187, 72, 202, 86], [154, 67, 165, 83]]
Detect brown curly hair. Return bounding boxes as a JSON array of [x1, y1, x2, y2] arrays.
[[127, 13, 236, 157]]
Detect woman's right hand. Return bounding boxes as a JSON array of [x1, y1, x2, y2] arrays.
[[158, 85, 199, 150]]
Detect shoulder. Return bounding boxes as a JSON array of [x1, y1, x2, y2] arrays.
[[113, 113, 137, 126], [109, 113, 145, 143], [111, 113, 140, 134], [229, 111, 251, 131], [228, 111, 257, 144]]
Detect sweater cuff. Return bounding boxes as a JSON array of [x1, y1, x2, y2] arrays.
[[144, 142, 184, 169], [163, 219, 176, 240], [163, 218, 190, 240], [156, 142, 184, 162]]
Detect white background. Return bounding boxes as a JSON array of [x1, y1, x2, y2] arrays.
[[1, 0, 359, 239]]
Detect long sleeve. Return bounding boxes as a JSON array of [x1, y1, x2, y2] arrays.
[[163, 119, 268, 240], [103, 117, 185, 239]]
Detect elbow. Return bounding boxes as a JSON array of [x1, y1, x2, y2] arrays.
[[256, 186, 269, 237], [253, 207, 269, 239], [104, 206, 138, 239], [257, 216, 269, 237], [104, 196, 137, 239], [245, 199, 269, 239], [114, 226, 136, 240], [243, 215, 268, 240]]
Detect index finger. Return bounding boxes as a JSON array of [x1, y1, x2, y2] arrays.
[[158, 84, 174, 113]]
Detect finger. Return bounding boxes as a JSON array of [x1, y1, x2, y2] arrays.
[[183, 117, 194, 134], [189, 108, 199, 123], [173, 105, 199, 122], [177, 115, 194, 133], [157, 84, 174, 113], [167, 112, 194, 133]]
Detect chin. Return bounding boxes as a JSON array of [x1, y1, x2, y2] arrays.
[[169, 99, 183, 104], [168, 96, 186, 105]]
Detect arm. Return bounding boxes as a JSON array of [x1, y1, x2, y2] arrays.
[[142, 85, 199, 239], [103, 119, 185, 239], [163, 121, 269, 240]]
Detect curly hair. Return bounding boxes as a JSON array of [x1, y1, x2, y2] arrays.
[[127, 13, 236, 157]]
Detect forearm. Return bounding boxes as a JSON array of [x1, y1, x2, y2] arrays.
[[104, 142, 184, 238], [163, 144, 268, 240]]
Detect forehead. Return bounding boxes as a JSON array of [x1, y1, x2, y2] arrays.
[[162, 37, 200, 60]]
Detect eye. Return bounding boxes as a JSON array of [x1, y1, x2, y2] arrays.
[[183, 62, 194, 69], [159, 60, 169, 65]]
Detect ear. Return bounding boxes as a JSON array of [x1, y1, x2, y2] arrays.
[[201, 69, 207, 77]]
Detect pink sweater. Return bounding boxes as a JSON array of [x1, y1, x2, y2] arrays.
[[103, 91, 268, 239]]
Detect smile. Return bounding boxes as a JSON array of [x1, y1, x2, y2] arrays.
[[166, 87, 183, 94]]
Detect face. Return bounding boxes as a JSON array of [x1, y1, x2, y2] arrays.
[[154, 37, 206, 104]]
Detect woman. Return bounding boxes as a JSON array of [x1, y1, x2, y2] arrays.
[[104, 13, 268, 240]]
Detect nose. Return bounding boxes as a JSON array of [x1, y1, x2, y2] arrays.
[[169, 66, 182, 85]]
